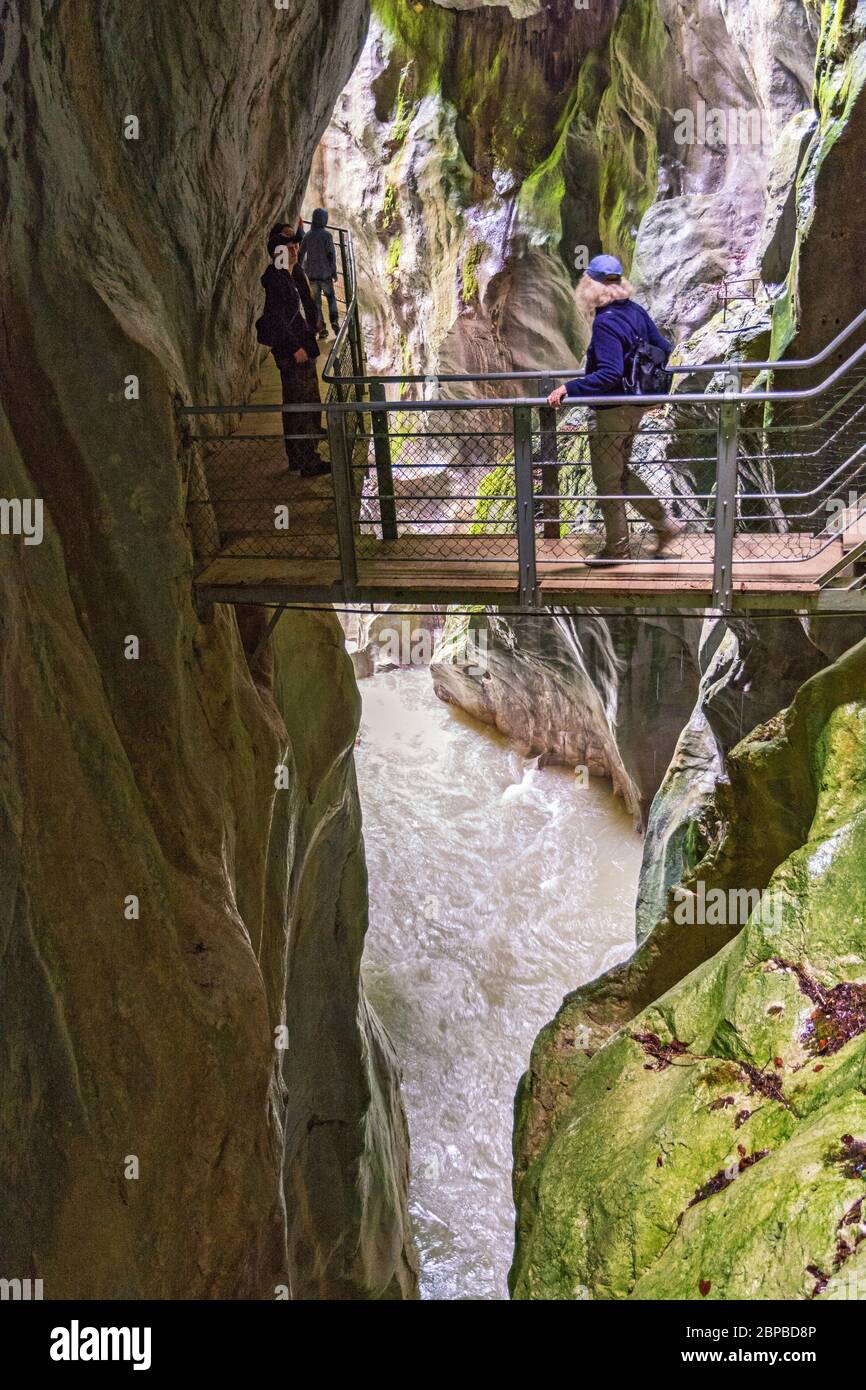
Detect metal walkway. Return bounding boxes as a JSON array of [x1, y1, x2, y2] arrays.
[[183, 227, 866, 616]]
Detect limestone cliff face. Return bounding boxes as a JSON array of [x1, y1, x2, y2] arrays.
[[432, 610, 702, 823], [771, 0, 866, 367], [512, 640, 866, 1300], [310, 0, 828, 821], [634, 615, 830, 944], [0, 0, 417, 1299], [506, 4, 866, 1288], [310, 0, 818, 376]]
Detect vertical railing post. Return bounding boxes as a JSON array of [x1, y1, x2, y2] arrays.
[[355, 298, 367, 380], [538, 375, 561, 541], [341, 233, 364, 389], [369, 381, 398, 541], [327, 403, 358, 599], [347, 302, 362, 383], [712, 369, 740, 611], [514, 405, 540, 608], [337, 229, 350, 303]]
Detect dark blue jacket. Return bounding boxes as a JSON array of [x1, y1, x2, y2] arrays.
[[565, 300, 672, 402]]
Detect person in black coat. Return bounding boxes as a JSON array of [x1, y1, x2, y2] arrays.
[[260, 224, 329, 477], [289, 230, 328, 439]]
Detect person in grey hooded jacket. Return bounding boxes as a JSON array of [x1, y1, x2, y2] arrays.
[[300, 208, 341, 339]]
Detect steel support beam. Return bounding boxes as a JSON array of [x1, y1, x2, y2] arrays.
[[712, 371, 740, 610], [250, 603, 288, 665], [369, 381, 398, 541], [327, 408, 358, 599], [514, 405, 540, 607]]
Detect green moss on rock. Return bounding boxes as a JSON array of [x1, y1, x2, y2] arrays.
[[386, 235, 402, 281], [512, 640, 866, 1300], [381, 181, 400, 232], [772, 0, 866, 358], [471, 461, 515, 534], [461, 241, 486, 304], [372, 0, 452, 99], [596, 0, 674, 260]]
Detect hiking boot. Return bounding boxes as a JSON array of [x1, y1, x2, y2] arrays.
[[300, 461, 331, 479], [584, 548, 630, 565], [654, 521, 685, 558]]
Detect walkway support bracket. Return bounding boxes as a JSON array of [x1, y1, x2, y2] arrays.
[[514, 405, 540, 607], [538, 377, 560, 541], [712, 371, 740, 611], [328, 408, 359, 599], [250, 603, 288, 665], [369, 381, 399, 541]]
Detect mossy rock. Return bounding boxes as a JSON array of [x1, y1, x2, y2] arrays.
[[512, 641, 866, 1300]]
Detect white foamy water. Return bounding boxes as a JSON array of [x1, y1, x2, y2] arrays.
[[355, 667, 642, 1300]]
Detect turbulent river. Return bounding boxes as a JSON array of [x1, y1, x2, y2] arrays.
[[355, 666, 642, 1301]]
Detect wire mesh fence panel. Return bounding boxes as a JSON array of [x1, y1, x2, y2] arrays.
[[531, 403, 719, 563], [736, 374, 866, 563], [187, 432, 341, 562], [358, 402, 518, 564]]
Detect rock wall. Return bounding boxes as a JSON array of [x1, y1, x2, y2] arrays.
[[0, 0, 417, 1299], [512, 639, 866, 1300], [505, 5, 866, 1293], [304, 0, 866, 1299], [310, 0, 818, 376], [635, 615, 831, 943], [309, 1, 831, 823], [432, 610, 703, 823], [771, 0, 866, 367]]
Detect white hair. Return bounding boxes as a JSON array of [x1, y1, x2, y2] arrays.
[[576, 273, 635, 317]]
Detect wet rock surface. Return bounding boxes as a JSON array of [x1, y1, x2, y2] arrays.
[[512, 639, 866, 1300], [310, 1, 833, 833], [0, 0, 417, 1299], [509, 2, 866, 1302], [312, 0, 818, 377]]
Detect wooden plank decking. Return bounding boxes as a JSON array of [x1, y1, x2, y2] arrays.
[[196, 531, 840, 609]]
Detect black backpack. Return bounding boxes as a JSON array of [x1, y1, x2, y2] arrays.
[[255, 310, 279, 347], [627, 339, 673, 397]]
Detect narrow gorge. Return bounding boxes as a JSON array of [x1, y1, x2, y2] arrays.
[[3, 0, 866, 1312]]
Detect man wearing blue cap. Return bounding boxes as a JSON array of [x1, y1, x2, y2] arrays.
[[548, 255, 682, 562]]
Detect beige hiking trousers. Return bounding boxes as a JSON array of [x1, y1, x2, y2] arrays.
[[588, 403, 669, 554]]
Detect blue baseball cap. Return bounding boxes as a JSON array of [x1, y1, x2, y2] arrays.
[[586, 254, 623, 282]]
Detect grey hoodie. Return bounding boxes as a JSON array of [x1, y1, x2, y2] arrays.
[[300, 208, 337, 282]]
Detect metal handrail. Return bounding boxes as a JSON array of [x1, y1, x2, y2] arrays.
[[186, 221, 866, 613], [184, 318, 866, 415], [317, 307, 866, 388]]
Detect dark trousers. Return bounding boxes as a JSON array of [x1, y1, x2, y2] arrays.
[[276, 358, 323, 468], [310, 279, 340, 332]]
